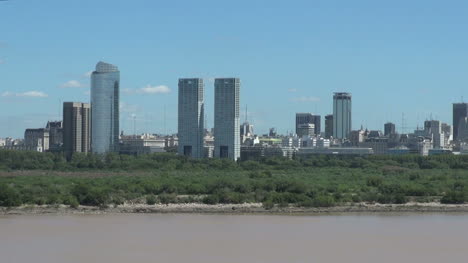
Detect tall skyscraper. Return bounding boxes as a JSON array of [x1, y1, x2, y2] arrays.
[[177, 78, 205, 158], [325, 114, 333, 138], [295, 113, 321, 136], [214, 78, 240, 161], [63, 102, 91, 157], [384, 122, 396, 136], [453, 103, 468, 141], [333, 92, 352, 139], [91, 61, 120, 154]]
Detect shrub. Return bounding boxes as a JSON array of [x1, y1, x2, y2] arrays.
[[146, 195, 157, 205], [0, 184, 22, 207], [312, 195, 335, 207], [441, 191, 465, 204]]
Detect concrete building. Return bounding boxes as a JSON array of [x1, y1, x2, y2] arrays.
[[24, 128, 49, 152], [120, 134, 166, 155], [46, 121, 63, 151], [91, 61, 120, 154], [350, 129, 366, 146], [177, 78, 205, 158], [453, 103, 468, 141], [295, 113, 321, 136], [214, 78, 240, 161], [296, 123, 315, 137], [384, 122, 396, 136], [63, 102, 91, 157], [333, 92, 352, 139], [297, 147, 373, 156], [457, 117, 468, 142], [325, 114, 333, 138]]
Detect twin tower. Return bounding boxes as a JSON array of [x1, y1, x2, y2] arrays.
[[178, 78, 240, 161]]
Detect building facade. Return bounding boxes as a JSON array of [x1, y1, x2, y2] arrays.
[[24, 129, 49, 151], [453, 103, 468, 141], [295, 113, 321, 136], [91, 61, 120, 154], [325, 114, 333, 138], [177, 78, 205, 158], [63, 102, 91, 156], [384, 122, 396, 136], [214, 78, 240, 161], [333, 92, 352, 139]]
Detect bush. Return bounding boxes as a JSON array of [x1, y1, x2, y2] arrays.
[[0, 184, 22, 207], [202, 194, 219, 205], [262, 200, 274, 210], [441, 191, 465, 204], [146, 195, 157, 205], [312, 195, 336, 207]]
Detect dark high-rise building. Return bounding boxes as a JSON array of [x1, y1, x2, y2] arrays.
[[177, 78, 205, 159], [295, 113, 321, 136], [453, 103, 468, 141], [63, 102, 91, 157], [325, 114, 333, 138], [384, 122, 396, 136]]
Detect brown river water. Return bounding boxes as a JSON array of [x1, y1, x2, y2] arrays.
[[1, 213, 467, 263]]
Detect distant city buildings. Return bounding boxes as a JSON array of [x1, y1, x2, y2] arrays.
[[91, 61, 120, 154], [453, 103, 468, 141], [177, 78, 205, 159], [46, 121, 63, 152], [24, 128, 49, 152], [295, 113, 320, 136], [325, 114, 333, 138], [384, 122, 396, 136], [120, 133, 166, 155], [63, 102, 91, 157], [214, 78, 240, 161], [333, 92, 352, 139]]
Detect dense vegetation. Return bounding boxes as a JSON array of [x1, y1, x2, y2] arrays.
[[0, 149, 467, 208]]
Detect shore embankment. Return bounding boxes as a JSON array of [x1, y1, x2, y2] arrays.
[[2, 202, 468, 216]]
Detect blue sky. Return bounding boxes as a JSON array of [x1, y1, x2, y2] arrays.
[[1, 0, 468, 137]]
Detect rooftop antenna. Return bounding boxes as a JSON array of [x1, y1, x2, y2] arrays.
[[133, 114, 136, 137], [401, 113, 406, 134], [245, 104, 248, 123], [164, 104, 167, 136]]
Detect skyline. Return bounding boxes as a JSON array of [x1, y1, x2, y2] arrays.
[[1, 0, 468, 137]]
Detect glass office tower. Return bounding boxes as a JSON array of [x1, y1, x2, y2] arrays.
[[178, 78, 205, 159], [91, 61, 120, 154], [333, 92, 352, 139], [214, 78, 240, 161]]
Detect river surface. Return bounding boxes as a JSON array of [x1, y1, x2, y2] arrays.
[[1, 213, 467, 263]]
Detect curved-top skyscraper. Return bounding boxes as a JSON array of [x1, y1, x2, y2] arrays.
[[91, 61, 120, 154]]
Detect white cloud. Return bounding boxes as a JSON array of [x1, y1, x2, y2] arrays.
[[288, 88, 298, 93], [59, 80, 84, 89], [0, 58, 5, 64], [1, 91, 48, 98], [124, 85, 171, 95], [137, 85, 171, 94], [290, 96, 320, 103]]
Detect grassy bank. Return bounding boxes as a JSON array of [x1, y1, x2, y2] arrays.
[[0, 150, 468, 208]]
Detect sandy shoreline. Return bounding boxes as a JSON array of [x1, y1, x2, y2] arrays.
[[2, 202, 468, 215]]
